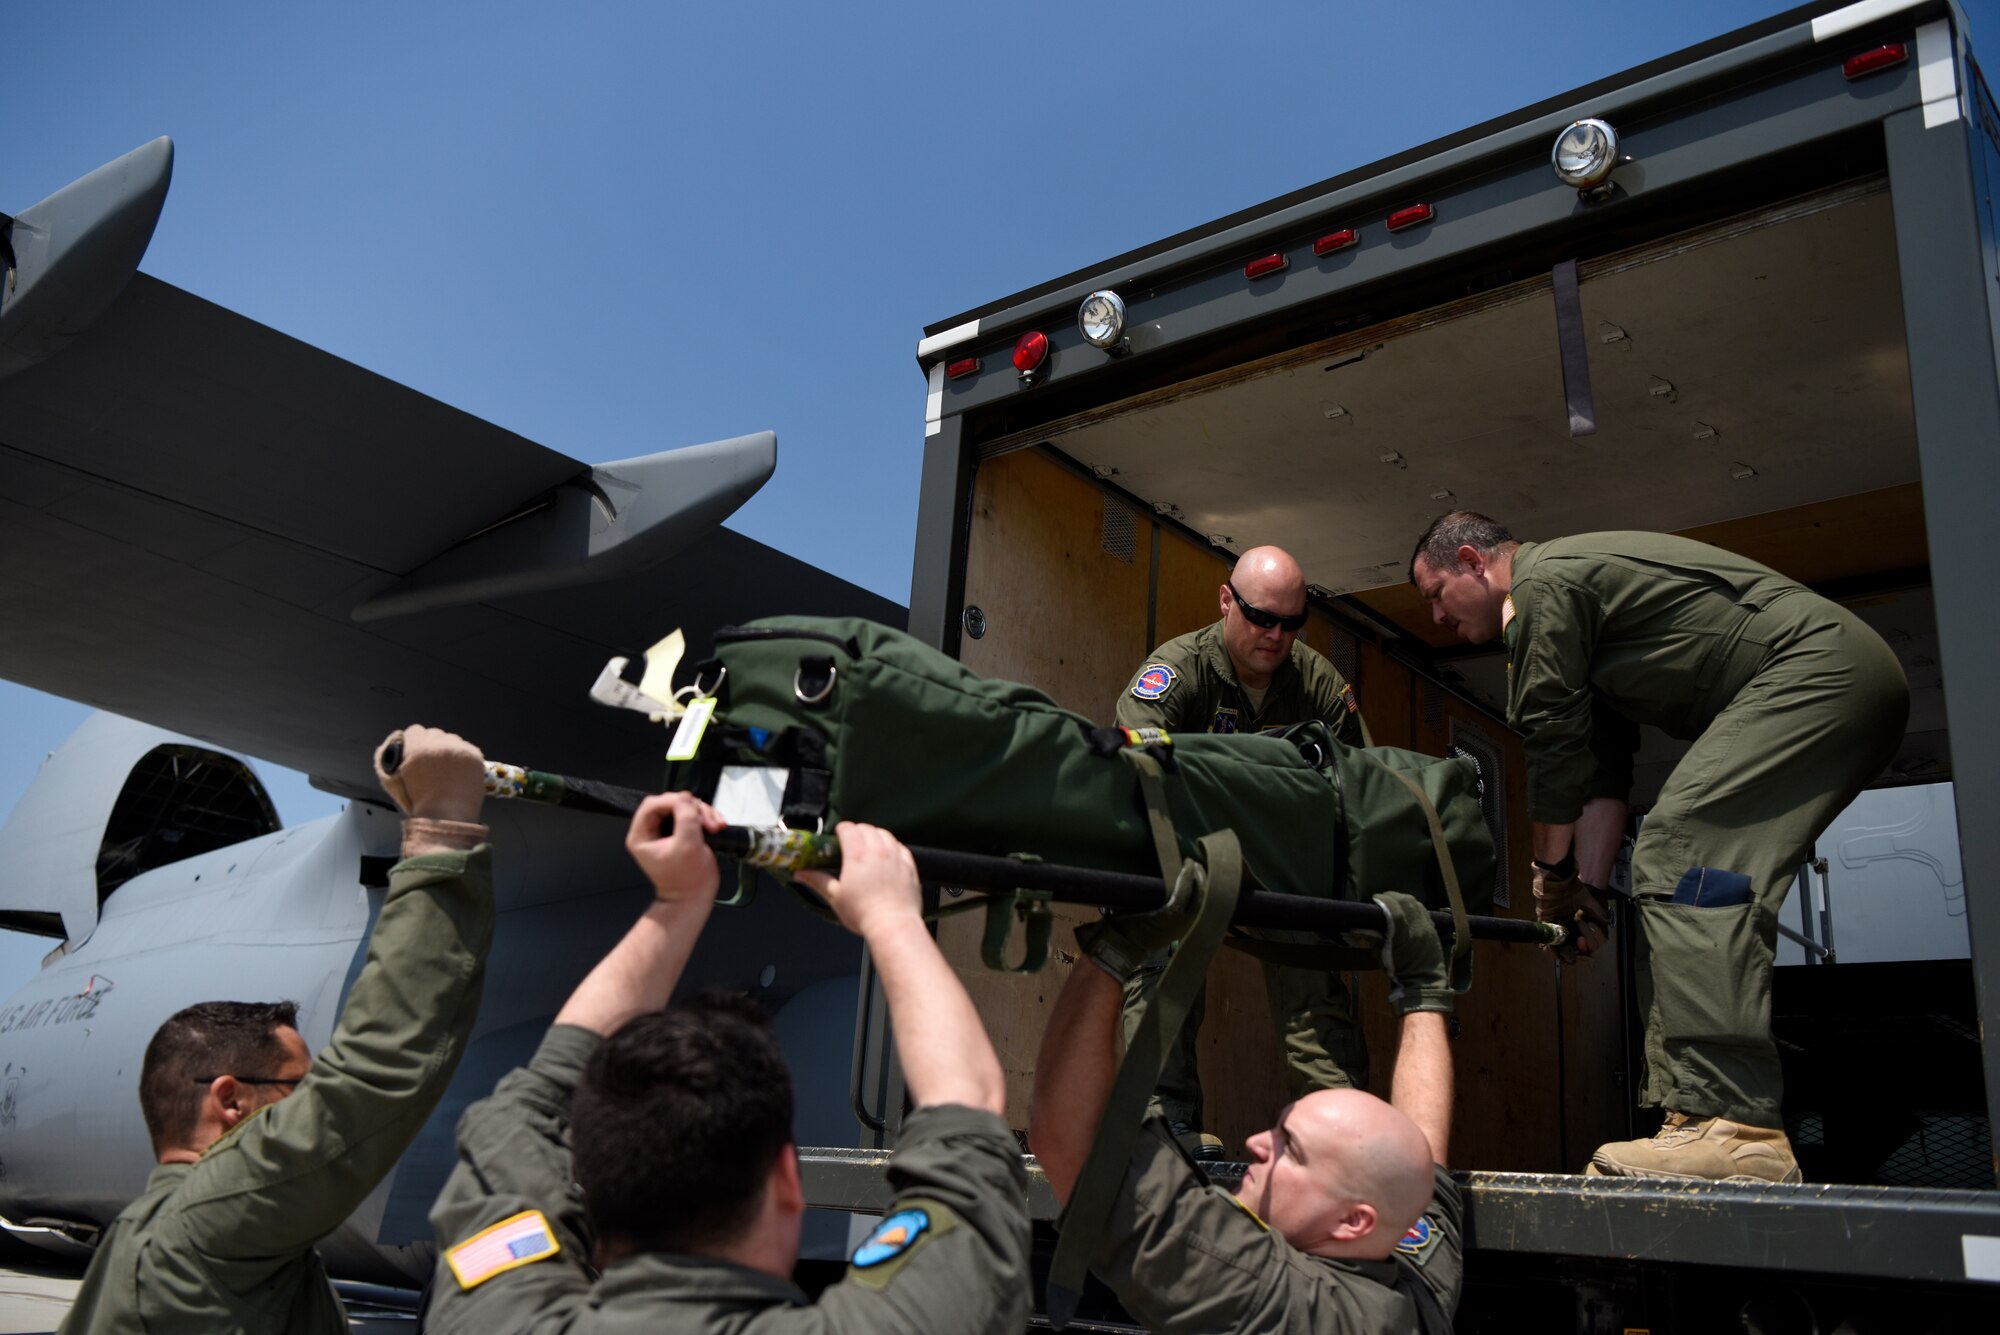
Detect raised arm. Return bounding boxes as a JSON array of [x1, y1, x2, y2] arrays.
[[555, 791, 726, 1037], [1027, 954, 1123, 1205], [1372, 892, 1458, 1164], [183, 725, 497, 1260], [796, 823, 1004, 1114], [1392, 1012, 1454, 1166], [427, 790, 728, 1329]]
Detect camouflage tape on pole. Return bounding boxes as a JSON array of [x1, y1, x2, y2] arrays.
[[1045, 828, 1245, 1330], [460, 759, 1564, 949]]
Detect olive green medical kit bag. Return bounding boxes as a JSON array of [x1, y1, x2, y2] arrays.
[[667, 616, 1493, 913]]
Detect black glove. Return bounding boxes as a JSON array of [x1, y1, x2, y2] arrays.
[[1372, 892, 1454, 1016]]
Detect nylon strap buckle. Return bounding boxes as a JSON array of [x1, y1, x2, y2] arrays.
[[979, 885, 1054, 973]]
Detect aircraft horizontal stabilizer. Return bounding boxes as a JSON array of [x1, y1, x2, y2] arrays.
[[352, 431, 778, 621]]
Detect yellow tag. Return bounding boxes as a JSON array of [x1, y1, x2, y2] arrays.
[[637, 629, 687, 719], [666, 696, 717, 761]]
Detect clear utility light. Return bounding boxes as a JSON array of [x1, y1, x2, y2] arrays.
[[1552, 118, 1620, 190], [1078, 290, 1127, 350]]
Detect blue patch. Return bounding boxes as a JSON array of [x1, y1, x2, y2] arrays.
[[1396, 1213, 1440, 1266], [1211, 707, 1239, 734], [1131, 664, 1176, 700], [852, 1208, 930, 1268]]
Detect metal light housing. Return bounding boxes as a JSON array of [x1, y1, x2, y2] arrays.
[[1552, 118, 1620, 189], [1078, 289, 1127, 350]]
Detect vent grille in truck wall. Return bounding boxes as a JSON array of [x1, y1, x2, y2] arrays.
[[1329, 628, 1358, 681], [1447, 716, 1510, 909], [1421, 684, 1444, 730], [1100, 503, 1139, 564]]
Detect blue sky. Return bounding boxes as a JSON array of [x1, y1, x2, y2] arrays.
[[3, 0, 1990, 992]]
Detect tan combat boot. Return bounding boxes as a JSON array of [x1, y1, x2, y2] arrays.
[[1588, 1111, 1802, 1184]]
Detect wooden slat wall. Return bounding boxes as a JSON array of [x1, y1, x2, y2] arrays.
[[944, 444, 1620, 1170]]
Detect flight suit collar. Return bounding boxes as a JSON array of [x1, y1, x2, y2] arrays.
[[593, 1250, 810, 1311]]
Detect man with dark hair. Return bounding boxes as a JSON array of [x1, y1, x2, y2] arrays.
[[62, 725, 495, 1333], [426, 794, 1031, 1333], [1114, 544, 1370, 1160], [1408, 511, 1908, 1183], [136, 1000, 302, 1156], [1029, 891, 1461, 1334]]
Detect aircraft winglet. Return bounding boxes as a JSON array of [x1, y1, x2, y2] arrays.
[[351, 431, 777, 620], [1, 138, 173, 380]]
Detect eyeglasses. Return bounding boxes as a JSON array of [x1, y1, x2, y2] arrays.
[[1227, 582, 1308, 633], [190, 1075, 303, 1088]]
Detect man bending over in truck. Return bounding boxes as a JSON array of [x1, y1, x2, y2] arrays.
[[426, 795, 1032, 1333], [63, 725, 496, 1335], [1115, 543, 1372, 1160], [1409, 511, 1908, 1183], [1029, 891, 1461, 1335]]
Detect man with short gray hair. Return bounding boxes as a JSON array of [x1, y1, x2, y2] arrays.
[[1409, 511, 1907, 1183]]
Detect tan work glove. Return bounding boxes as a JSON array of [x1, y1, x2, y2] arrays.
[[374, 725, 488, 856], [1533, 865, 1610, 961]]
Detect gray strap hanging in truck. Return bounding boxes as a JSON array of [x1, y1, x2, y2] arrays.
[[1552, 258, 1596, 437]]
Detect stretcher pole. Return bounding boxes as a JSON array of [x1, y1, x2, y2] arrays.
[[450, 758, 1565, 948]]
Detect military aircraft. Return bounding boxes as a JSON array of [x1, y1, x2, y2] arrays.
[[0, 139, 900, 1285]]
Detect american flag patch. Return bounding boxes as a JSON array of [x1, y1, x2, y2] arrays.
[[445, 1209, 560, 1290]]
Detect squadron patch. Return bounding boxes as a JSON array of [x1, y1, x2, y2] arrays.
[[1395, 1213, 1441, 1267], [1131, 664, 1177, 700], [1211, 707, 1240, 734], [847, 1202, 959, 1289], [445, 1210, 560, 1290]]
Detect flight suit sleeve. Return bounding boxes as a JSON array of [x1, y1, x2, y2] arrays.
[[1115, 650, 1199, 733], [174, 845, 496, 1265], [1506, 575, 1606, 823], [1395, 1166, 1466, 1319], [1301, 656, 1366, 747], [812, 1104, 1032, 1335], [425, 1024, 601, 1333]]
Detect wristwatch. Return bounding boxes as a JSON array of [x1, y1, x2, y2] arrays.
[[1532, 851, 1578, 881]]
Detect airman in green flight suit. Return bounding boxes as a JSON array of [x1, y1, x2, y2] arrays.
[[1116, 545, 1370, 1159], [1410, 512, 1907, 1183]]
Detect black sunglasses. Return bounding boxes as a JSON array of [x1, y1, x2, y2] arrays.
[[190, 1075, 303, 1088], [1227, 582, 1308, 633]]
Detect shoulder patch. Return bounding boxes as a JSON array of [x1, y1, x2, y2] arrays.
[[1210, 706, 1239, 734], [847, 1202, 959, 1290], [1340, 683, 1359, 714], [1131, 663, 1177, 700], [446, 1209, 561, 1290], [1395, 1212, 1442, 1267]]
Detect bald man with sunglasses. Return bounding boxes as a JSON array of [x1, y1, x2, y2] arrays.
[[1114, 546, 1370, 1160]]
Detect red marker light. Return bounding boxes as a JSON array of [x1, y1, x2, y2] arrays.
[[1386, 203, 1434, 232], [945, 356, 981, 380], [1313, 229, 1358, 256], [1245, 253, 1289, 279], [1843, 43, 1908, 79], [1013, 331, 1049, 374]]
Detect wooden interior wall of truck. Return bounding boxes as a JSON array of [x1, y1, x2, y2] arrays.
[[942, 443, 1624, 1172]]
